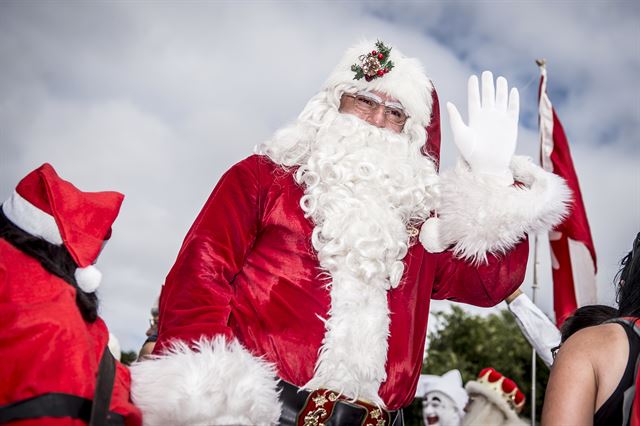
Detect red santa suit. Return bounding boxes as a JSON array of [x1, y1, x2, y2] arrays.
[[130, 41, 570, 426], [0, 164, 142, 426]]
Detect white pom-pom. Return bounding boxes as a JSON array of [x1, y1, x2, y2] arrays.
[[420, 217, 447, 253], [108, 333, 122, 361], [75, 265, 102, 293]]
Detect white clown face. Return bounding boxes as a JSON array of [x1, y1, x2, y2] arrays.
[[422, 391, 463, 426]]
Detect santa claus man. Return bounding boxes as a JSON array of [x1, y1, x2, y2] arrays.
[[130, 40, 570, 425]]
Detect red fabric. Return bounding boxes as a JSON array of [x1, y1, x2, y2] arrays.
[[0, 240, 141, 425], [423, 87, 441, 172], [155, 155, 528, 410], [15, 163, 124, 267], [538, 77, 597, 325]]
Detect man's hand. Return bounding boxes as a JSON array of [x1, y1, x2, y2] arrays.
[[447, 71, 519, 185]]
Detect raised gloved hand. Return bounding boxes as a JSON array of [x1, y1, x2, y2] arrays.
[[446, 71, 519, 185]]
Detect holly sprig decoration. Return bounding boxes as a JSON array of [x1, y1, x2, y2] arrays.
[[351, 40, 395, 82]]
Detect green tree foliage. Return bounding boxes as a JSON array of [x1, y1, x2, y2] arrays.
[[404, 306, 549, 425]]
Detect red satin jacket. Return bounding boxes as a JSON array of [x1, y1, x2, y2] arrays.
[[0, 239, 142, 426], [156, 154, 528, 410]]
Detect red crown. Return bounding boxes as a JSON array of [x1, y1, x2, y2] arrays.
[[477, 367, 525, 413]]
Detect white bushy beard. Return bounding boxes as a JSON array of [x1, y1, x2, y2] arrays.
[[296, 110, 438, 290], [261, 92, 439, 404]]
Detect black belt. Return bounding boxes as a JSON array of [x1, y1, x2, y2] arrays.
[[277, 380, 403, 426], [0, 346, 121, 425], [0, 393, 125, 425]]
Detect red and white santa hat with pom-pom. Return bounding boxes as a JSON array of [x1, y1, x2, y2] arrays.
[[1, 163, 123, 293]]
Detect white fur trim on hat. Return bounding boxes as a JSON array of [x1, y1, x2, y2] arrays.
[[75, 265, 102, 293], [130, 336, 281, 426], [424, 156, 571, 263], [465, 381, 523, 423], [324, 40, 434, 128], [2, 190, 63, 245]]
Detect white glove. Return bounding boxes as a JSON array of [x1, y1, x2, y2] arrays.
[[447, 71, 519, 185]]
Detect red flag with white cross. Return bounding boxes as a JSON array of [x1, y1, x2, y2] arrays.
[[538, 64, 597, 326]]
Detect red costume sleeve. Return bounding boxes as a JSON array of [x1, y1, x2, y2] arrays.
[[155, 156, 262, 352], [430, 237, 529, 307]]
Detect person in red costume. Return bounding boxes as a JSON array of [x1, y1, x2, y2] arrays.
[[130, 40, 571, 426], [0, 164, 142, 426]]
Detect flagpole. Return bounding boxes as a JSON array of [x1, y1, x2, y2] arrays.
[[531, 235, 539, 425], [531, 58, 546, 425]]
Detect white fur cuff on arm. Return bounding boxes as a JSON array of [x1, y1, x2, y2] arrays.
[[130, 336, 281, 426], [422, 156, 571, 263]]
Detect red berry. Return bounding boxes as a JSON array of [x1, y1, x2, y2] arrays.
[[378, 53, 384, 59], [377, 70, 384, 76], [384, 68, 389, 73], [372, 50, 377, 55]]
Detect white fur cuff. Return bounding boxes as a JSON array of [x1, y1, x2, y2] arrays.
[[130, 337, 281, 426], [425, 156, 571, 263]]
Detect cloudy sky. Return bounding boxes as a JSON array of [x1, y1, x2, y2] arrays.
[[1, 1, 638, 352]]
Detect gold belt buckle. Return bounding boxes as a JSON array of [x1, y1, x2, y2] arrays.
[[296, 388, 390, 426]]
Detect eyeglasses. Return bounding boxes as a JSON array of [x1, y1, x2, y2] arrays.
[[149, 317, 158, 328], [343, 93, 408, 126]]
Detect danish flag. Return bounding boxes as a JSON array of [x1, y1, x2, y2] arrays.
[[538, 64, 597, 325]]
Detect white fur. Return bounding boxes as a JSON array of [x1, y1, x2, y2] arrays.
[[75, 265, 102, 293], [419, 217, 447, 253], [130, 337, 281, 426], [464, 381, 527, 424], [430, 156, 571, 264], [2, 190, 63, 245]]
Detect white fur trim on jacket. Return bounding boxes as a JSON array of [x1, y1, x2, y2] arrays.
[[423, 156, 571, 263], [303, 270, 390, 407], [129, 336, 281, 426], [2, 190, 63, 245]]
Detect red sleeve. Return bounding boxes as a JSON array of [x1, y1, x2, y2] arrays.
[[155, 156, 263, 352], [430, 237, 529, 307]]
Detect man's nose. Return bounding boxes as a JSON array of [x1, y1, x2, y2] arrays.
[[367, 106, 386, 128]]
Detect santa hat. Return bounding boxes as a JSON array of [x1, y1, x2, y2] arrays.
[[465, 367, 526, 421], [1, 163, 124, 293], [416, 370, 468, 417], [325, 40, 435, 128], [326, 41, 440, 153]]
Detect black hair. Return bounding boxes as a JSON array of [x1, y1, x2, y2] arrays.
[[559, 304, 618, 343], [0, 208, 99, 322], [615, 232, 640, 317]]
